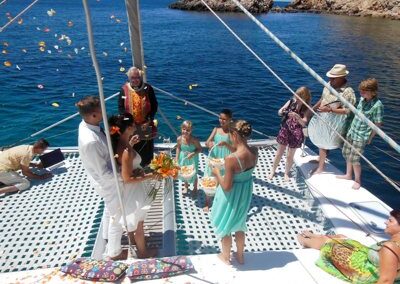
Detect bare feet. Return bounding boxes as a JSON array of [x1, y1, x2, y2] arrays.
[[217, 253, 231, 265], [234, 252, 244, 265], [300, 230, 314, 238], [268, 172, 275, 180], [352, 182, 361, 190], [297, 234, 307, 247], [203, 206, 209, 212], [284, 173, 290, 182], [182, 186, 188, 195], [137, 247, 158, 259], [311, 167, 324, 176], [336, 174, 352, 180], [110, 249, 128, 261]]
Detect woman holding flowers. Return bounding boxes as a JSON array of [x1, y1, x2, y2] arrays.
[[203, 109, 234, 211], [109, 113, 157, 258], [210, 120, 257, 265], [176, 120, 202, 196]]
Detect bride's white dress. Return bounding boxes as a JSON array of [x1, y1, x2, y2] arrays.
[[119, 151, 152, 231]]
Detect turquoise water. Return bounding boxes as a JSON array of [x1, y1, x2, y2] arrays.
[[0, 0, 399, 207]]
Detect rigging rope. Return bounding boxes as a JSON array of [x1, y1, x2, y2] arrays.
[[200, 0, 400, 192], [5, 92, 120, 148], [158, 107, 179, 138], [153, 86, 274, 139], [0, 0, 7, 7], [82, 0, 134, 255], [0, 0, 39, 32], [30, 92, 120, 137], [372, 145, 400, 163], [305, 180, 382, 244], [229, 0, 400, 155]]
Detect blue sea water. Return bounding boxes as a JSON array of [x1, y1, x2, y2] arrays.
[[0, 0, 399, 208]]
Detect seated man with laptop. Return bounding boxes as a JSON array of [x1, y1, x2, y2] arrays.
[[0, 139, 53, 194], [39, 147, 66, 171]]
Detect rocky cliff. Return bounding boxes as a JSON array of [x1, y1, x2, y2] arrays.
[[169, 0, 274, 13], [281, 0, 400, 20]]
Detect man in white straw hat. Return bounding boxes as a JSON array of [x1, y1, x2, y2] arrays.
[[307, 64, 356, 175]]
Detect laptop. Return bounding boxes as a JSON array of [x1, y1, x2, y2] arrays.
[[39, 148, 66, 171]]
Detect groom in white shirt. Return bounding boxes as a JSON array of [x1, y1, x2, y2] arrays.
[[76, 96, 126, 260]]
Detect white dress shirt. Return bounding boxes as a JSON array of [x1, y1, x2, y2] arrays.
[[78, 120, 117, 203]]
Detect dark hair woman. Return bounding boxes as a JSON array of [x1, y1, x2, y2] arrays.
[[108, 113, 157, 258], [297, 209, 400, 283]]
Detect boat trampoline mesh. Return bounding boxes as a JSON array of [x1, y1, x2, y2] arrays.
[[0, 151, 103, 273], [174, 145, 332, 255]]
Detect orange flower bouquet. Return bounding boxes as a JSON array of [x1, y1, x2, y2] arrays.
[[147, 152, 179, 200]]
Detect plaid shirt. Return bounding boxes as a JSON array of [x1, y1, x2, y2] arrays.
[[347, 97, 384, 142]]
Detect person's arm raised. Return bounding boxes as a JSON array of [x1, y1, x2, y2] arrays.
[[278, 99, 292, 116]]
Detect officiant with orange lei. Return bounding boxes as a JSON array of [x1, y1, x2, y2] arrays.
[[118, 67, 158, 167]]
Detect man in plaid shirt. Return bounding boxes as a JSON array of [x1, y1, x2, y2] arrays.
[[337, 78, 384, 189]]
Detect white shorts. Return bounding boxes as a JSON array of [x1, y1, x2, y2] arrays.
[[0, 171, 30, 191]]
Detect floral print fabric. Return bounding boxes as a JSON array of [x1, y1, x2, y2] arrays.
[[60, 257, 128, 282], [126, 255, 195, 281]]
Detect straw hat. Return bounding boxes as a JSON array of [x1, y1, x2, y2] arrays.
[[326, 64, 349, 78]]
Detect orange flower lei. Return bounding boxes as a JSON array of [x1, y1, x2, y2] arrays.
[[110, 126, 121, 135]]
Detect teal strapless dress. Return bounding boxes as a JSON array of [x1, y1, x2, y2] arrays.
[[210, 154, 254, 238], [178, 143, 199, 184], [205, 132, 232, 176]]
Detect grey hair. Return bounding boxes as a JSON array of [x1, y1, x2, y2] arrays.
[[126, 67, 143, 78]]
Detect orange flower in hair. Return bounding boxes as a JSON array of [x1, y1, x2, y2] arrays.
[[110, 126, 121, 135]]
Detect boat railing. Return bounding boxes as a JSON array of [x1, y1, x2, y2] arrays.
[[198, 0, 400, 193]]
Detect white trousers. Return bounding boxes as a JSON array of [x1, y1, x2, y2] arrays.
[[101, 196, 123, 258], [0, 171, 30, 191]]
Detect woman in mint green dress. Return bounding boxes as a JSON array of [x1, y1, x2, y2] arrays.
[[296, 209, 400, 284], [210, 120, 258, 265], [204, 109, 234, 211], [176, 120, 202, 195]]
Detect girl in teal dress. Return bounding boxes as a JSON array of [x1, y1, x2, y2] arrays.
[[210, 120, 258, 265], [204, 109, 234, 211], [176, 120, 202, 195]]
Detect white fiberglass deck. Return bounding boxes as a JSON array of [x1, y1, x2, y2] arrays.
[[0, 143, 392, 283], [174, 145, 332, 255], [0, 151, 103, 273], [0, 250, 345, 284]]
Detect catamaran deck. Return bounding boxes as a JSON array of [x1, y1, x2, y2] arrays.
[[0, 142, 392, 283], [173, 144, 332, 255]]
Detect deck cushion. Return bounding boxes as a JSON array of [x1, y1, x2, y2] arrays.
[[126, 255, 195, 281], [60, 257, 128, 282]]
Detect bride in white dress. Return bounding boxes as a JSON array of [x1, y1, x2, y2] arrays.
[[109, 113, 157, 258]]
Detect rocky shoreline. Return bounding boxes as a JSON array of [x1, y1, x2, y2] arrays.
[[169, 0, 273, 13], [169, 0, 400, 20], [273, 0, 400, 20]]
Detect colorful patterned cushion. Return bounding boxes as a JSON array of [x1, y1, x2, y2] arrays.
[[126, 255, 195, 281], [60, 257, 128, 282]]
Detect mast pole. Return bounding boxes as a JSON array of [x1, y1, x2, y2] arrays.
[[125, 0, 147, 82]]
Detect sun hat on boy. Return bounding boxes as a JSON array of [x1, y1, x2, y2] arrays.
[[326, 64, 349, 78]]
